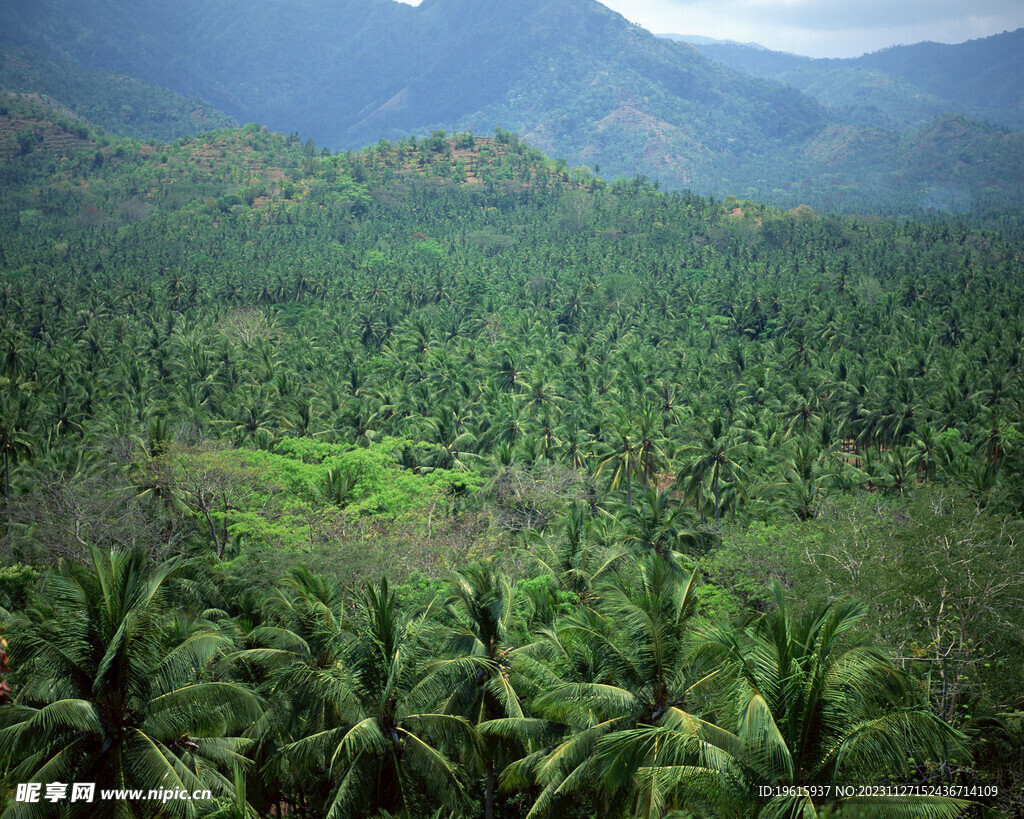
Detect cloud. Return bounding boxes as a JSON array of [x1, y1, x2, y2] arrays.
[[606, 0, 1024, 56], [715, 0, 1011, 30]]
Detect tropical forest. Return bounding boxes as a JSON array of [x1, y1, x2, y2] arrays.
[[0, 9, 1023, 818]]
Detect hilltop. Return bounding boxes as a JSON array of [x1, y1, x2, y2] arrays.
[[4, 0, 1022, 217], [0, 0, 818, 188]]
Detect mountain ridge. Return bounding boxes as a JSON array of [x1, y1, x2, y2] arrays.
[[2, 0, 1022, 216], [680, 28, 1024, 130]]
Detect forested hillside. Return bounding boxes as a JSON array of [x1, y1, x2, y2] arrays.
[[0, 99, 1023, 817], [685, 29, 1024, 131], [0, 43, 236, 142], [3, 0, 1023, 217]]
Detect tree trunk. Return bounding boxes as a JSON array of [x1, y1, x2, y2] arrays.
[[4, 448, 10, 546], [485, 754, 496, 819], [713, 472, 721, 534]]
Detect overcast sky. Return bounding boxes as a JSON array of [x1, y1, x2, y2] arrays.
[[596, 0, 1024, 58], [396, 0, 1024, 59]]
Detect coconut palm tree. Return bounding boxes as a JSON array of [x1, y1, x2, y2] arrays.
[[497, 556, 702, 818], [0, 384, 33, 548], [618, 489, 700, 561], [593, 582, 972, 818], [676, 415, 760, 532], [597, 411, 641, 507], [760, 436, 862, 521], [429, 565, 526, 819], [233, 568, 351, 816], [0, 547, 261, 819], [281, 578, 479, 819], [632, 406, 669, 495], [526, 502, 625, 603]]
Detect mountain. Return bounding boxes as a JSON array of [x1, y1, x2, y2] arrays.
[[2, 0, 1022, 217], [0, 0, 826, 190], [854, 31, 1024, 118], [658, 34, 769, 51], [683, 29, 1024, 131], [0, 43, 235, 141]]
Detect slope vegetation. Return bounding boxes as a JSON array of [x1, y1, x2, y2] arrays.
[[1, 102, 1023, 814]]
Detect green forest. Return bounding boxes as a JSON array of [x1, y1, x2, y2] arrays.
[[0, 94, 1023, 817], [6, 0, 1024, 219]]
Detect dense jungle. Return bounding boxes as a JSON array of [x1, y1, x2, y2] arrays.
[[0, 93, 1022, 817]]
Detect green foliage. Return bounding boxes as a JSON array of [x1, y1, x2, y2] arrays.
[[708, 489, 1024, 728], [0, 564, 38, 612], [150, 438, 481, 567], [0, 43, 236, 141], [594, 582, 972, 818], [393, 571, 449, 611], [280, 577, 480, 818], [5, 2, 1024, 216], [0, 548, 260, 818], [511, 574, 577, 631], [0, 106, 1019, 817]]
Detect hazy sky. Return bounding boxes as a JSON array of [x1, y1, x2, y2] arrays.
[[396, 0, 1024, 59], [592, 0, 1024, 58]]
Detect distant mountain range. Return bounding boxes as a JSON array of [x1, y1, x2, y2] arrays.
[[658, 35, 768, 51], [676, 30, 1024, 131], [1, 0, 1022, 216]]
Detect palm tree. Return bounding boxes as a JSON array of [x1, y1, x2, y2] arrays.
[[530, 407, 563, 462], [676, 415, 759, 532], [492, 350, 524, 394], [498, 556, 702, 818], [515, 366, 565, 416], [910, 423, 942, 484], [597, 411, 640, 507], [619, 489, 700, 561], [975, 406, 1018, 481], [786, 329, 815, 380], [0, 384, 33, 548], [653, 380, 690, 435], [420, 408, 478, 471], [332, 396, 383, 448], [527, 502, 625, 603], [234, 569, 352, 816], [430, 565, 526, 819], [632, 406, 668, 495], [594, 582, 972, 818], [0, 547, 261, 819], [876, 380, 920, 449], [282, 578, 479, 819], [228, 385, 277, 447], [760, 436, 861, 521], [553, 416, 592, 471], [878, 446, 920, 496], [782, 383, 824, 437]]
